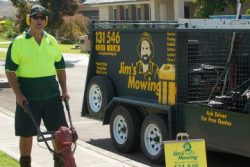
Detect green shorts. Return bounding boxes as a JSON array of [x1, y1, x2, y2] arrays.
[[15, 96, 68, 137]]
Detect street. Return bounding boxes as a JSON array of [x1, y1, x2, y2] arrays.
[[1, 54, 250, 167]]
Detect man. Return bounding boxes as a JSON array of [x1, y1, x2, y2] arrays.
[[5, 5, 69, 167], [136, 32, 159, 81]]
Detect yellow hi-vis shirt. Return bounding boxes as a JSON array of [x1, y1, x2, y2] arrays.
[[5, 30, 65, 100]]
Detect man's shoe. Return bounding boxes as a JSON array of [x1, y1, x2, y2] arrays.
[[20, 156, 31, 167]]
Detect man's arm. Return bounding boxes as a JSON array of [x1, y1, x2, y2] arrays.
[[6, 71, 26, 108], [5, 42, 26, 108], [56, 69, 69, 101]]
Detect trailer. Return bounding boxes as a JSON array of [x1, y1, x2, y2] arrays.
[[81, 19, 250, 164]]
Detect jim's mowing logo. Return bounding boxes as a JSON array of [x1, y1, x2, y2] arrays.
[[173, 142, 198, 161]]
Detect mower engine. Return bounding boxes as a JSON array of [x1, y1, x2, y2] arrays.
[[55, 126, 77, 167]]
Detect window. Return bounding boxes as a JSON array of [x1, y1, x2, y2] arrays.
[[132, 5, 136, 20], [125, 8, 129, 20], [184, 6, 190, 18], [137, 8, 141, 20], [144, 4, 149, 20], [113, 8, 117, 20], [120, 6, 124, 20], [132, 6, 141, 20]]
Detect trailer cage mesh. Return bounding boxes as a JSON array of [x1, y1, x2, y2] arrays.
[[177, 30, 250, 114]]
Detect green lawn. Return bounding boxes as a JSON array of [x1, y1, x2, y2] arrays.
[[0, 51, 6, 59], [0, 37, 9, 42], [0, 31, 85, 60], [0, 151, 19, 167], [0, 43, 10, 48], [0, 35, 81, 53], [0, 43, 81, 53], [0, 43, 82, 60], [59, 44, 82, 54]]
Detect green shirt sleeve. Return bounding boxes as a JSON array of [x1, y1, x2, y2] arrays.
[[5, 42, 18, 71], [49, 36, 65, 69], [55, 56, 65, 69]]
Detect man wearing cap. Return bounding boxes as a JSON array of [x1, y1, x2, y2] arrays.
[[5, 5, 69, 167]]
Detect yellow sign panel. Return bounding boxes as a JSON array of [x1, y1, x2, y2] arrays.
[[164, 139, 207, 167]]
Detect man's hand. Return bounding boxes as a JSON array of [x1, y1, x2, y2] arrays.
[[16, 94, 27, 109], [61, 92, 70, 101]]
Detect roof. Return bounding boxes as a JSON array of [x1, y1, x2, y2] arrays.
[[83, 0, 146, 5]]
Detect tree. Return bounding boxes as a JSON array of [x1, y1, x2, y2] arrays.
[[10, 0, 80, 33], [9, 0, 21, 7], [246, 8, 250, 14], [57, 14, 88, 42], [40, 0, 79, 35], [10, 0, 29, 32], [193, 0, 248, 18]]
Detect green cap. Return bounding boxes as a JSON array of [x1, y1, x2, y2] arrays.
[[30, 5, 47, 16]]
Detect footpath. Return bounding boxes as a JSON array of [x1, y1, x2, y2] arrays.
[[0, 55, 149, 167], [0, 108, 147, 167]]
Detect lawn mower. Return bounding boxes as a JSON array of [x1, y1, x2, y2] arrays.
[[23, 99, 78, 167]]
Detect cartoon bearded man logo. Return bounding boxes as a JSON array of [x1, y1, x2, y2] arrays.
[[136, 32, 159, 81]]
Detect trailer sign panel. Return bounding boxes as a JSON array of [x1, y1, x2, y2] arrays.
[[164, 140, 207, 167], [93, 30, 177, 104]]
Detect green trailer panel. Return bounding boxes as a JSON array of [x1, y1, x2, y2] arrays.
[[177, 103, 250, 157]]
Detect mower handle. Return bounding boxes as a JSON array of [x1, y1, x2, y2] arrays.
[[64, 99, 70, 112], [23, 100, 77, 154], [64, 99, 78, 143], [64, 99, 73, 128], [37, 131, 55, 142], [23, 101, 39, 130], [23, 100, 31, 113]]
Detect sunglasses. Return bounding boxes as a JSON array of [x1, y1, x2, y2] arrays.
[[31, 15, 46, 20]]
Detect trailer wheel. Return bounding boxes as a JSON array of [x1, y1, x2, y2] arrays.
[[110, 106, 142, 153], [140, 114, 168, 164], [86, 76, 114, 119]]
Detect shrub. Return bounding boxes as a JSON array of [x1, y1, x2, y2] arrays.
[[0, 19, 17, 39], [246, 9, 250, 15], [60, 38, 76, 44], [57, 14, 88, 42]]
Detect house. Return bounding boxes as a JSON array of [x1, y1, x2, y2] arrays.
[[82, 0, 250, 21], [82, 0, 196, 21]]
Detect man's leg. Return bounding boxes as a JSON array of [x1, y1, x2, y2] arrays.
[[42, 96, 68, 167], [19, 136, 33, 167], [16, 101, 43, 167]]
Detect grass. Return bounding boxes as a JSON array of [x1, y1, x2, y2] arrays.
[[0, 43, 10, 48], [0, 43, 82, 60], [0, 37, 9, 42], [0, 43, 81, 53], [59, 44, 82, 54], [0, 151, 19, 167], [0, 51, 6, 59], [0, 34, 84, 60]]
